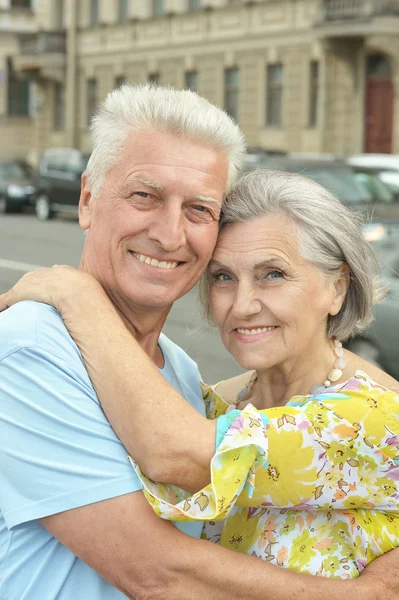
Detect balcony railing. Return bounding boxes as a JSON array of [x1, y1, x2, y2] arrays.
[[320, 0, 399, 20], [19, 31, 66, 55]]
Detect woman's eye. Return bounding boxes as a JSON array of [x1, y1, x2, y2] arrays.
[[211, 272, 233, 283], [266, 270, 284, 280]]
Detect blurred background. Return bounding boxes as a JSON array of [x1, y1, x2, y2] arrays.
[[0, 0, 398, 382]]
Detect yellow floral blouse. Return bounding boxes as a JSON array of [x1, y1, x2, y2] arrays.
[[129, 371, 399, 579]]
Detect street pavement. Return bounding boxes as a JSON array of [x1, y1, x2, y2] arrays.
[[0, 211, 243, 383]]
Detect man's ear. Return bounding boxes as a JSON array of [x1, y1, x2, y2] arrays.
[[79, 174, 93, 231], [329, 264, 350, 316]]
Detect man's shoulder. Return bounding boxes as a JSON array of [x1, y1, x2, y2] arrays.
[[159, 333, 198, 372], [0, 300, 79, 363]]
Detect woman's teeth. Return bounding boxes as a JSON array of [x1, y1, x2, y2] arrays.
[[133, 252, 179, 270], [236, 327, 275, 335]]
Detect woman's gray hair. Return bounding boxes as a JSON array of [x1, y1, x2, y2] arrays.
[[85, 84, 246, 198], [199, 169, 386, 341]]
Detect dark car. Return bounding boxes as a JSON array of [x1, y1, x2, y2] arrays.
[[345, 250, 399, 380], [35, 148, 90, 220], [0, 160, 36, 214], [243, 156, 399, 255]]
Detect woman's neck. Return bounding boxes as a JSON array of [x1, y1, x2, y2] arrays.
[[250, 337, 339, 409]]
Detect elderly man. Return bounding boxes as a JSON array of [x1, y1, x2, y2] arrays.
[[0, 85, 398, 600]]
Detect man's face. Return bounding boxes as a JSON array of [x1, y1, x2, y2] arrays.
[[79, 130, 228, 313]]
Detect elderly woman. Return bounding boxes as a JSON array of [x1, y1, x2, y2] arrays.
[[1, 170, 399, 579]]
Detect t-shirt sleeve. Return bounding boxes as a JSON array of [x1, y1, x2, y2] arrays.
[[0, 345, 142, 530]]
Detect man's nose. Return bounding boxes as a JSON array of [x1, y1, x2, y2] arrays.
[[148, 205, 187, 252], [232, 283, 262, 319]]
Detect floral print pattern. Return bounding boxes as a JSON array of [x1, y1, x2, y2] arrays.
[[130, 371, 399, 578]]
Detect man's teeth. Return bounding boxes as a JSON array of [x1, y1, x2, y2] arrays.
[[236, 327, 275, 335], [133, 253, 179, 270]]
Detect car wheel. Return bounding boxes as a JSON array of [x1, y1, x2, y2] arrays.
[[35, 195, 53, 221], [348, 339, 384, 369], [0, 196, 9, 214]]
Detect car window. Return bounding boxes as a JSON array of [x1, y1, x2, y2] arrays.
[[44, 153, 67, 172], [0, 162, 30, 181], [64, 152, 84, 174], [301, 167, 372, 204], [354, 172, 394, 203]]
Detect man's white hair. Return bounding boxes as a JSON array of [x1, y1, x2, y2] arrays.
[[85, 84, 246, 199]]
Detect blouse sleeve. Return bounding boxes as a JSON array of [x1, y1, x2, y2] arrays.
[[129, 373, 399, 522]]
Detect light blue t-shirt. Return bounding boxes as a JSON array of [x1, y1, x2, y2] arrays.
[[0, 301, 205, 600]]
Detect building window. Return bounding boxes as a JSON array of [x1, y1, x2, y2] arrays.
[[185, 70, 198, 91], [54, 0, 64, 28], [118, 0, 129, 21], [152, 0, 164, 16], [148, 73, 160, 85], [309, 61, 319, 127], [53, 82, 65, 130], [87, 78, 97, 125], [90, 0, 99, 25], [10, 0, 31, 8], [266, 63, 283, 127], [115, 75, 127, 88], [188, 0, 201, 10], [224, 67, 240, 122], [7, 58, 30, 116]]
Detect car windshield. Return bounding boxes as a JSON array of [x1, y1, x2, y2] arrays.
[[301, 167, 372, 204], [354, 172, 394, 203], [81, 155, 90, 170], [0, 162, 30, 181]]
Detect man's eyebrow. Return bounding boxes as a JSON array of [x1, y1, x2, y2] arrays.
[[127, 176, 163, 191], [193, 195, 222, 207]]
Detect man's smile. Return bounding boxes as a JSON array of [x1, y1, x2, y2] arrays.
[[130, 251, 181, 270]]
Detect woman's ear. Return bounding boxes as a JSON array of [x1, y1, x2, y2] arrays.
[[329, 265, 350, 316]]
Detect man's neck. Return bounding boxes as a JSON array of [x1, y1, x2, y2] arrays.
[[115, 305, 168, 368], [79, 265, 170, 367]]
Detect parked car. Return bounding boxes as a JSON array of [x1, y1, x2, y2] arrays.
[[347, 154, 399, 199], [347, 153, 399, 172], [243, 156, 399, 255], [0, 160, 36, 214], [345, 250, 399, 380], [35, 148, 90, 220]]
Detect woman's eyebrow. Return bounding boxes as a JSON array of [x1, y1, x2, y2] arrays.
[[254, 258, 288, 269], [208, 258, 228, 269]]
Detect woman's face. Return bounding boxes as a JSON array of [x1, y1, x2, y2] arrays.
[[208, 213, 346, 371]]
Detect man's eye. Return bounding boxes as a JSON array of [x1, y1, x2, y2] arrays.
[[193, 205, 209, 213], [135, 191, 151, 198]]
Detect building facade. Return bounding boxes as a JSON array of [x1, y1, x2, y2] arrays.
[[2, 0, 399, 163]]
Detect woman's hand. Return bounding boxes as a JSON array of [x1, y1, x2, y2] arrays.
[[0, 265, 102, 316]]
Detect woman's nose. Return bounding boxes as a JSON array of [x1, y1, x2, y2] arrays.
[[232, 285, 262, 319]]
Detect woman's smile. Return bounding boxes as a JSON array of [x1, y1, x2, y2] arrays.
[[233, 326, 278, 343]]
